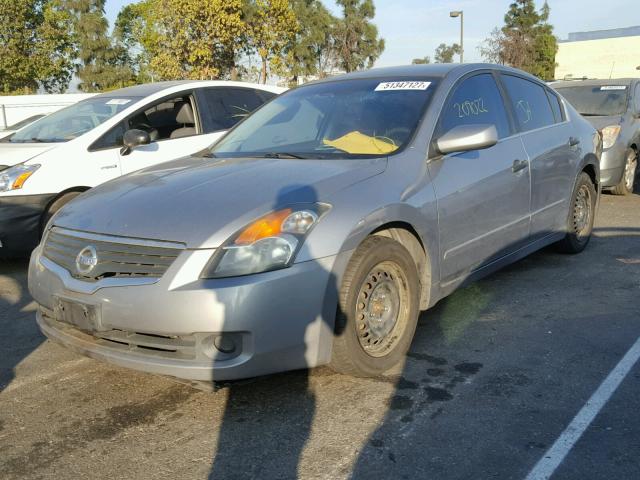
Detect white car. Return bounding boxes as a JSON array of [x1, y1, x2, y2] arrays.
[[0, 80, 284, 257]]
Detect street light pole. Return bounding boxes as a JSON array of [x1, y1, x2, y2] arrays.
[[449, 10, 464, 63]]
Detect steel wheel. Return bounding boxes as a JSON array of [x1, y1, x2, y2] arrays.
[[624, 152, 637, 192], [355, 261, 410, 357], [572, 184, 593, 238]]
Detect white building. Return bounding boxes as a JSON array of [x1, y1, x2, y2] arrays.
[[555, 26, 640, 80]]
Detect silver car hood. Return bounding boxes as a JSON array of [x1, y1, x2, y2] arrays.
[[583, 115, 623, 130], [53, 155, 387, 248]]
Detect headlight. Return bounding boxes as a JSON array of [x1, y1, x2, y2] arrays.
[[0, 164, 41, 192], [601, 125, 621, 149], [201, 205, 329, 278]]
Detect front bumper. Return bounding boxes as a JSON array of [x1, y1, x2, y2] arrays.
[[29, 245, 343, 381], [599, 142, 626, 187], [0, 194, 54, 257]]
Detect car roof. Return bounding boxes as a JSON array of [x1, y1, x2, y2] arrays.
[[553, 78, 638, 88], [92, 80, 285, 99], [306, 63, 545, 85]]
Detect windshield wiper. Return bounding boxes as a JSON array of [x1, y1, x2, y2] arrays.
[[192, 149, 216, 158], [258, 152, 307, 159]]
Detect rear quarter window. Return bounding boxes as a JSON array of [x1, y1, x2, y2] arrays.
[[545, 90, 565, 123], [501, 75, 556, 132]]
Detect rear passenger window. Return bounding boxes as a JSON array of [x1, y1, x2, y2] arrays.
[[201, 88, 275, 132], [439, 73, 511, 139], [501, 75, 555, 131], [546, 90, 564, 123]]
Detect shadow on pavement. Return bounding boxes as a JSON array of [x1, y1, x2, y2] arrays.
[[0, 258, 43, 392], [208, 185, 341, 479]]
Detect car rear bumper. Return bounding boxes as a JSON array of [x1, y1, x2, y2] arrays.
[[0, 194, 54, 258], [29, 245, 343, 381]]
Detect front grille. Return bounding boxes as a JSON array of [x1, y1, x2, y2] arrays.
[[43, 227, 184, 281]]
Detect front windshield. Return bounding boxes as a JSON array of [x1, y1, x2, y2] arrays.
[[5, 96, 141, 143], [556, 85, 629, 116], [212, 78, 438, 159]]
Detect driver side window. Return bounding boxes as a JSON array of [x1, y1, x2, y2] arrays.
[[90, 93, 198, 151], [439, 73, 511, 139]]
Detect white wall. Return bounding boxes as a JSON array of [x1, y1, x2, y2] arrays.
[[0, 93, 96, 129], [555, 36, 640, 80]]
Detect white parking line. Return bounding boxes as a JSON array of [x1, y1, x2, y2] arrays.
[[525, 335, 640, 480]]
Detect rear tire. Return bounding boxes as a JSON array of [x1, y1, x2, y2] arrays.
[[556, 172, 596, 254], [40, 191, 83, 235], [611, 149, 637, 196], [330, 236, 420, 377]]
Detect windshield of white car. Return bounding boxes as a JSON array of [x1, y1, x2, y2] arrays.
[[212, 78, 438, 159], [556, 85, 629, 116], [4, 96, 141, 143]]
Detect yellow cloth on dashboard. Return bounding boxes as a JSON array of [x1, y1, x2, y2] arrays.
[[323, 131, 398, 154]]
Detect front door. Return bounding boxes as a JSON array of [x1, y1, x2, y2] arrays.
[[118, 93, 221, 175], [428, 72, 531, 284]]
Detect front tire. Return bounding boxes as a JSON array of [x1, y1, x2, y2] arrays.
[[611, 148, 637, 196], [556, 172, 596, 254], [40, 191, 83, 235], [330, 236, 420, 377]]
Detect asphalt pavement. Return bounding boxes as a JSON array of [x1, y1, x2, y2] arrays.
[[0, 188, 638, 480]]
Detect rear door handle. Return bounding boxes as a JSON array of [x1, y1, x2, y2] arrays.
[[569, 137, 580, 146], [512, 159, 528, 173]]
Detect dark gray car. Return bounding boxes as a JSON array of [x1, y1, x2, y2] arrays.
[[28, 64, 600, 383], [553, 78, 640, 194]]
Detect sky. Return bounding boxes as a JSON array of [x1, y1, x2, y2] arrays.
[[104, 0, 640, 66]]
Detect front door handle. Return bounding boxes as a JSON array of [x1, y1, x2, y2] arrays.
[[569, 136, 580, 146], [512, 159, 528, 173]]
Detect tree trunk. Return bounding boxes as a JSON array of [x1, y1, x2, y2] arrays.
[[231, 66, 238, 81], [260, 55, 267, 84]]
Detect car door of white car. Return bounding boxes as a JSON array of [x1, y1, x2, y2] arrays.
[[429, 72, 532, 285], [118, 91, 218, 175]]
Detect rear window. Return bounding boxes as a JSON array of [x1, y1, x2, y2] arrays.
[[555, 85, 629, 116], [501, 75, 556, 132]]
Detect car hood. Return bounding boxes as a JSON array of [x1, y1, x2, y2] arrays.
[[53, 155, 388, 248], [0, 142, 58, 167], [582, 115, 623, 130]]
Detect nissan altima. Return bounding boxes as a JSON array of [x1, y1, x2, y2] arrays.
[[28, 64, 601, 383]]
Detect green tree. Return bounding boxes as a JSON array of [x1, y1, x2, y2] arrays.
[[282, 0, 337, 83], [245, 0, 298, 84], [142, 0, 246, 80], [434, 43, 461, 63], [334, 0, 384, 72], [480, 0, 557, 80], [0, 0, 75, 93], [64, 0, 134, 91], [411, 56, 431, 65]]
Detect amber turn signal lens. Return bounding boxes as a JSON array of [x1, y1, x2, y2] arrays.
[[12, 171, 34, 189], [234, 209, 293, 245]]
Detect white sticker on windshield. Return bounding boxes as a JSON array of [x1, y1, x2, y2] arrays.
[[106, 99, 132, 105], [600, 86, 626, 90], [375, 81, 431, 91]]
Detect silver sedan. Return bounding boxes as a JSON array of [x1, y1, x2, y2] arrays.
[[28, 64, 601, 383]]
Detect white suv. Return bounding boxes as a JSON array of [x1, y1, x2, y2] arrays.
[[0, 80, 284, 257]]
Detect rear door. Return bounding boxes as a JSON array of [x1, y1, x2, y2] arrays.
[[500, 74, 575, 240], [429, 72, 531, 284]]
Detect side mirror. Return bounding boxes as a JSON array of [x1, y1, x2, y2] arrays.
[[436, 124, 498, 155], [120, 129, 151, 156]]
